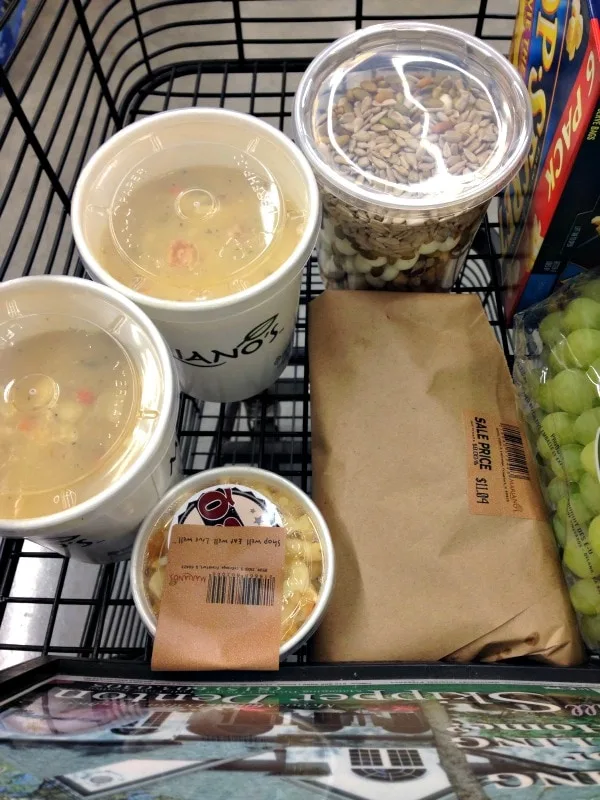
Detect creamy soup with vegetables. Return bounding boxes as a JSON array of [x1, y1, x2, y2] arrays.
[[143, 478, 324, 645], [0, 326, 140, 519], [100, 164, 306, 302]]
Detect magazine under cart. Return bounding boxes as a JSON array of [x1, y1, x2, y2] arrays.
[[0, 659, 600, 799]]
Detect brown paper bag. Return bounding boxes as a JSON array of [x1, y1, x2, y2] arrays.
[[309, 291, 583, 665]]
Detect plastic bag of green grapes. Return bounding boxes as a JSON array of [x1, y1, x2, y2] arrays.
[[514, 270, 600, 655]]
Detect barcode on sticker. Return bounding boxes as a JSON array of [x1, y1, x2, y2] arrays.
[[500, 423, 529, 480], [206, 573, 275, 606]]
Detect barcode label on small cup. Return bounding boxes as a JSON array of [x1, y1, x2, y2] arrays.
[[206, 573, 275, 606], [499, 423, 530, 480]]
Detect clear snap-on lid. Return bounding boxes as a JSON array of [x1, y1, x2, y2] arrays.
[[78, 113, 310, 302], [0, 278, 166, 520], [294, 23, 532, 218], [106, 143, 287, 301]]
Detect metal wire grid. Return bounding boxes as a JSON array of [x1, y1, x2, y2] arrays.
[[0, 0, 515, 669]]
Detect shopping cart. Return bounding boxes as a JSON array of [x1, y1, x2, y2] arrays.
[[0, 0, 527, 670]]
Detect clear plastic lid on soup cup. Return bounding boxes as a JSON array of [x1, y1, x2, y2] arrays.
[[131, 467, 335, 659], [294, 22, 532, 222], [0, 277, 170, 522], [77, 111, 311, 303]]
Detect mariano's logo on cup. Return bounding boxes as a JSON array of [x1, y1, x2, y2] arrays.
[[173, 315, 283, 369], [175, 485, 283, 528]]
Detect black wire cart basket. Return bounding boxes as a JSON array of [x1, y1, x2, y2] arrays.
[[0, 0, 531, 672]]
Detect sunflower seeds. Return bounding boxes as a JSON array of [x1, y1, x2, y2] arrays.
[[442, 130, 463, 143]]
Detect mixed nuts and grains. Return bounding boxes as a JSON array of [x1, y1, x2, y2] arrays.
[[313, 68, 500, 291]]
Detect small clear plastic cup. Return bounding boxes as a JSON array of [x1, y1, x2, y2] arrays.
[[72, 109, 320, 403], [0, 276, 180, 563], [130, 467, 335, 660], [294, 22, 532, 291]]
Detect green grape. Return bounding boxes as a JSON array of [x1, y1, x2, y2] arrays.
[[538, 381, 558, 412], [563, 531, 600, 577], [581, 441, 598, 476], [537, 462, 554, 488], [569, 577, 600, 615], [522, 410, 539, 434], [589, 515, 600, 557], [582, 280, 600, 304], [524, 367, 544, 402], [587, 358, 600, 389], [540, 412, 576, 444], [567, 329, 600, 368], [579, 473, 600, 515], [547, 476, 571, 506], [556, 496, 568, 521], [562, 297, 600, 332], [537, 434, 553, 461], [580, 613, 600, 647], [548, 339, 574, 373], [553, 515, 567, 547], [551, 443, 584, 481], [556, 493, 592, 525], [551, 369, 597, 414], [539, 311, 565, 346], [574, 493, 594, 524], [574, 408, 600, 445]]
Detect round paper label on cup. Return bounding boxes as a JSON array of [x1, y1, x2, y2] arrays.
[[154, 483, 287, 671], [171, 483, 283, 534]]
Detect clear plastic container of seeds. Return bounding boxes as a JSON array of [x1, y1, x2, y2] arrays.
[[294, 23, 532, 292]]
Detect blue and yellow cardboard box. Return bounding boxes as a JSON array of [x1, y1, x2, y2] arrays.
[[0, 0, 26, 70], [500, 0, 600, 320]]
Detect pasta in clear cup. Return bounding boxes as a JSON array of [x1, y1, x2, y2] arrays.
[[130, 467, 334, 658]]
